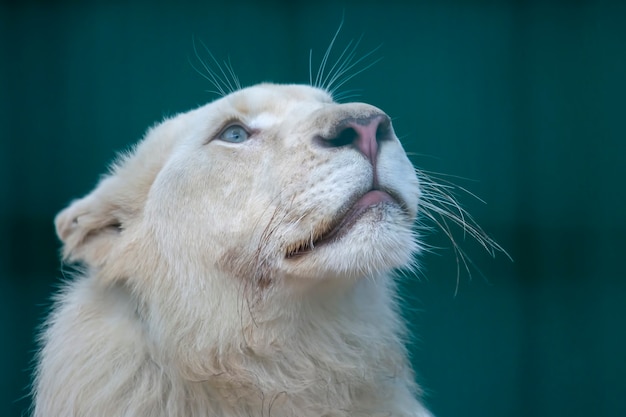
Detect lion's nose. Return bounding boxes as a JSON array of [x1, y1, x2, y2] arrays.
[[317, 114, 393, 167]]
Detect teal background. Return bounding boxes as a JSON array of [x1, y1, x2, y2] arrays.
[[2, 1, 625, 416]]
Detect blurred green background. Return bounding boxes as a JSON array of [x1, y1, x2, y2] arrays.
[[2, 1, 625, 416]]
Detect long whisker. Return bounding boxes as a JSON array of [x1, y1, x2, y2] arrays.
[[332, 88, 363, 102], [325, 42, 382, 94], [190, 38, 241, 97], [191, 38, 228, 96], [224, 56, 242, 91], [315, 19, 344, 88], [420, 207, 466, 295], [309, 19, 381, 99], [419, 170, 487, 204], [320, 37, 358, 90], [190, 48, 226, 96], [414, 168, 512, 290], [328, 53, 382, 96], [419, 169, 510, 256]]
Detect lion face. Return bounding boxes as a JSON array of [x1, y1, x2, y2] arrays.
[[55, 83, 420, 295]]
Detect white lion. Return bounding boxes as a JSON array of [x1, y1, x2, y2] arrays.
[[33, 81, 441, 416]]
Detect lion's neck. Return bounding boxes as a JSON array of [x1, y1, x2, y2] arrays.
[[36, 273, 423, 417], [164, 275, 415, 415]]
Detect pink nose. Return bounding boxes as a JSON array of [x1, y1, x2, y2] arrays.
[[318, 114, 392, 167]]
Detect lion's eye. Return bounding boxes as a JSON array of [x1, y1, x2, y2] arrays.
[[219, 125, 249, 143]]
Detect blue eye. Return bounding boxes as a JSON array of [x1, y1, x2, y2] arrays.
[[219, 125, 249, 143]]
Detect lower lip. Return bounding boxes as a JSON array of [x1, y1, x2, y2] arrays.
[[286, 190, 400, 259], [354, 190, 397, 208], [315, 190, 398, 245]]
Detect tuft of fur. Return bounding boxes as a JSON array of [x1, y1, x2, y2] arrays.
[[34, 83, 434, 417]]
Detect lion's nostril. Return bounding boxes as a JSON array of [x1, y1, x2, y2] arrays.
[[317, 114, 391, 153], [328, 127, 359, 148], [375, 118, 392, 143]]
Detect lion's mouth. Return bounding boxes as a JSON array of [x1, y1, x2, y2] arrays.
[[285, 189, 403, 259]]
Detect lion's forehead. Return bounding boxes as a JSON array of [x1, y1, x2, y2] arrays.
[[226, 83, 334, 120], [248, 112, 281, 130]]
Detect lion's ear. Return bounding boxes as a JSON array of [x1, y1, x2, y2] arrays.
[[55, 174, 130, 268], [54, 117, 180, 271]]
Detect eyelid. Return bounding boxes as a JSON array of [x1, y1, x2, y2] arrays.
[[219, 118, 250, 135], [222, 119, 250, 131], [206, 118, 252, 143]]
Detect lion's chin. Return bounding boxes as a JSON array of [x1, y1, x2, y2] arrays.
[[285, 189, 407, 259]]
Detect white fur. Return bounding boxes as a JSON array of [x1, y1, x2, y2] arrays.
[[33, 84, 432, 416]]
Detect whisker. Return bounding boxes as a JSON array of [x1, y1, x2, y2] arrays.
[[419, 170, 488, 204], [188, 56, 226, 98], [414, 168, 512, 289], [417, 168, 478, 183], [315, 19, 344, 88], [326, 43, 382, 94], [332, 88, 363, 102], [329, 55, 383, 96], [191, 38, 242, 97], [320, 37, 358, 90], [218, 59, 237, 94], [191, 38, 228, 96], [421, 208, 466, 295], [224, 56, 242, 91], [308, 18, 383, 104]]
